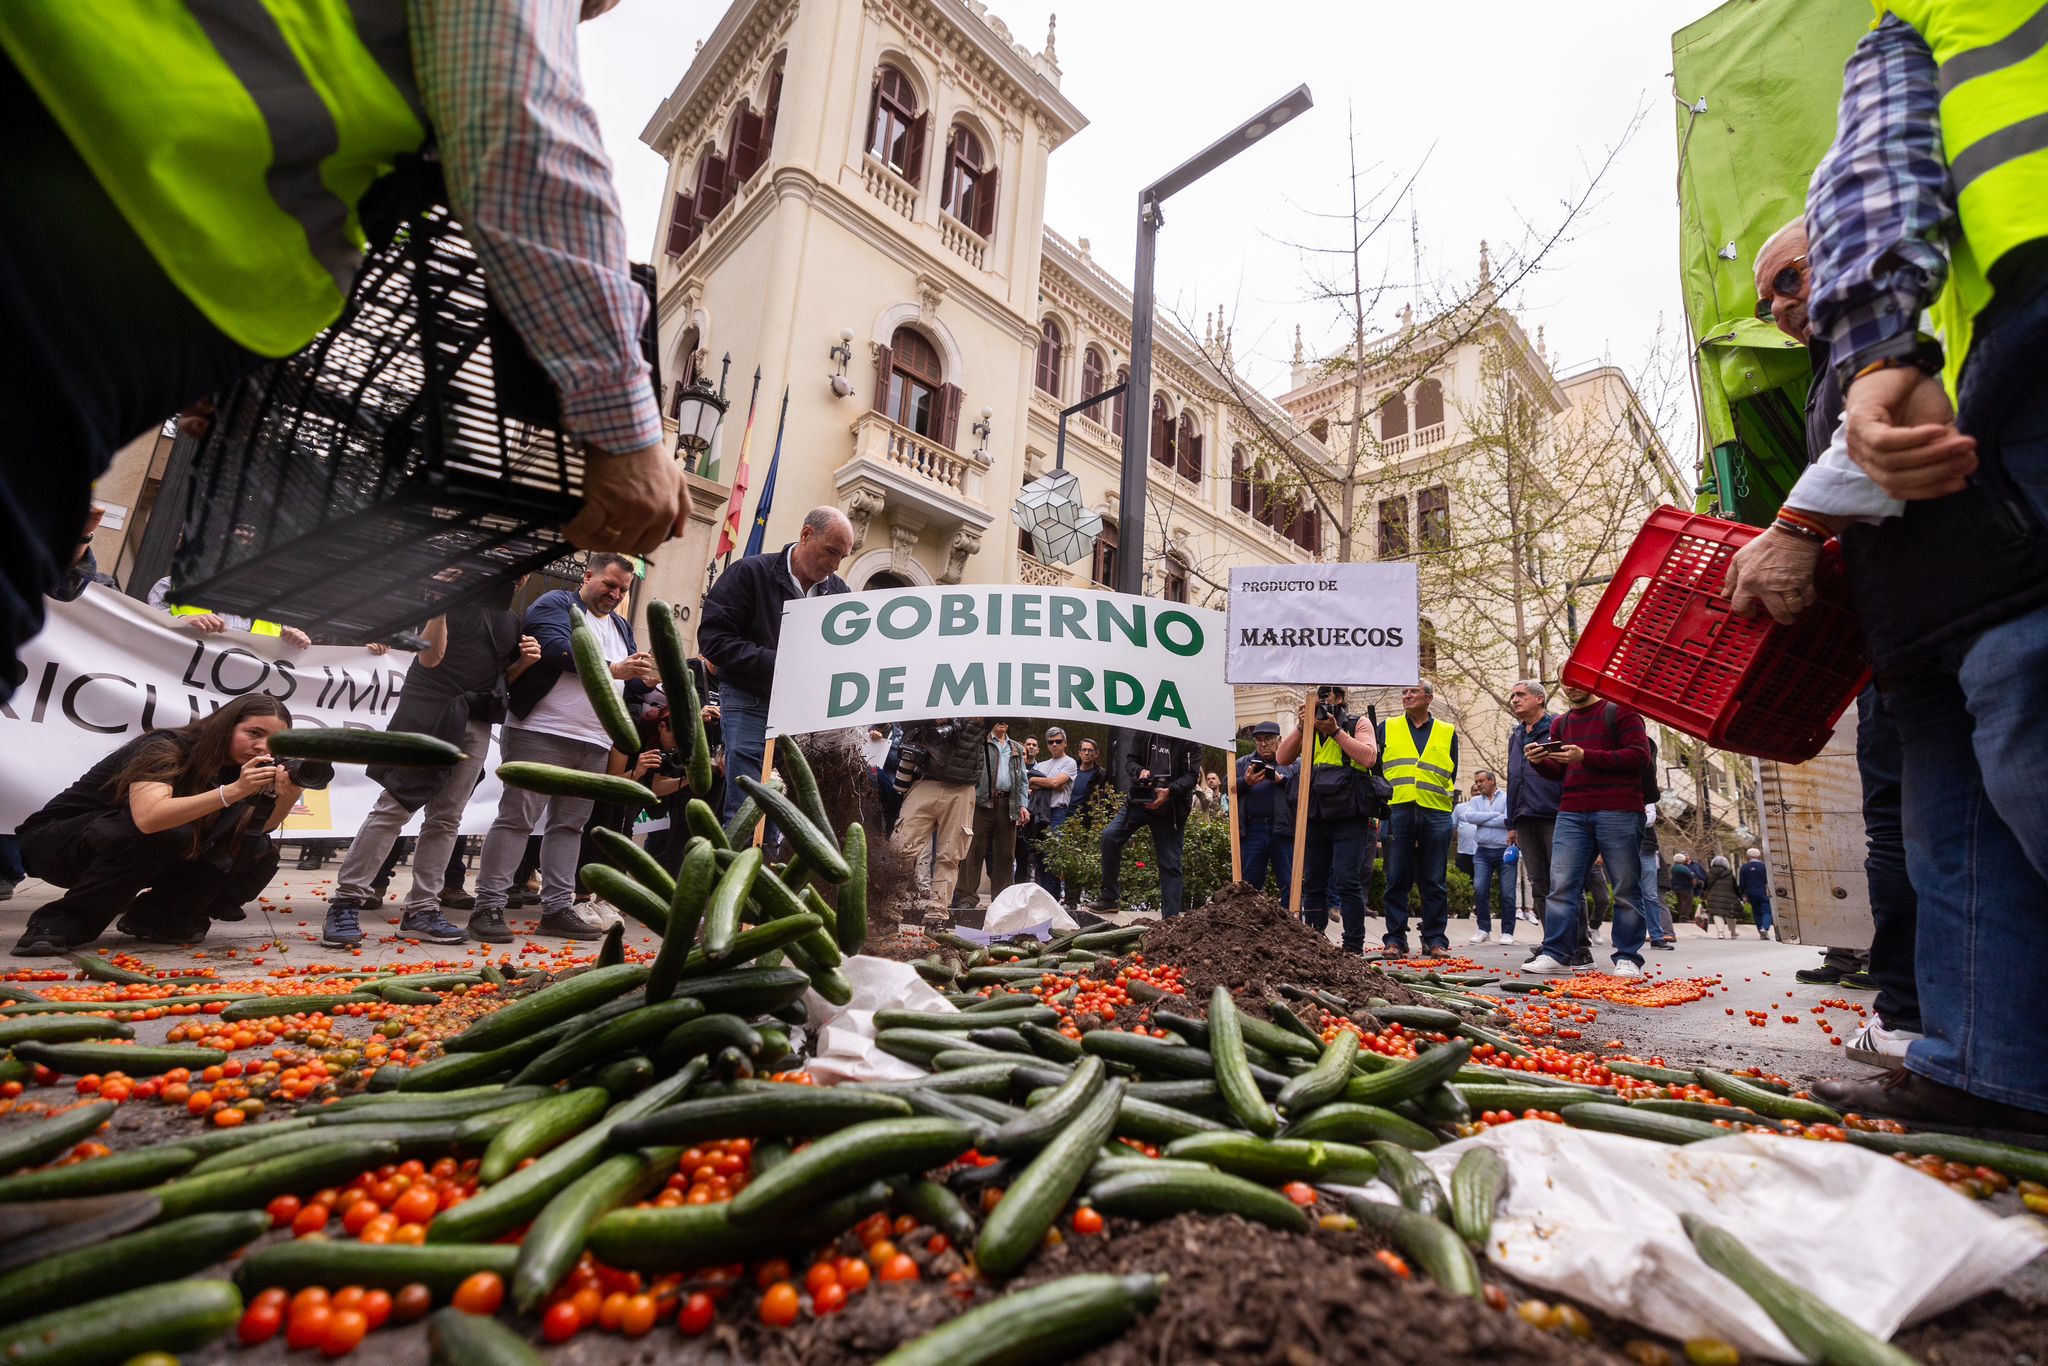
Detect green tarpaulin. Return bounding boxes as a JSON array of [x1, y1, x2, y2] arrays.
[[1671, 0, 1871, 525]]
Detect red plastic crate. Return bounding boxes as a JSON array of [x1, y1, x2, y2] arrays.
[[1560, 506, 1870, 763]]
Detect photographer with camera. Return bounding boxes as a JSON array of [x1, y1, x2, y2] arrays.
[[889, 717, 989, 908], [11, 696, 312, 954], [1086, 730, 1204, 920], [1235, 722, 1297, 896], [1277, 687, 1383, 952]]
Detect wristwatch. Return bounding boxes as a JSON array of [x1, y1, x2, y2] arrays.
[[1835, 332, 1943, 393]]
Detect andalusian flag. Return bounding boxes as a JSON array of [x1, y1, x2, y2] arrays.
[[715, 371, 762, 561]]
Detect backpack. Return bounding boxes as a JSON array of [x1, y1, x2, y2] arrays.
[[1601, 703, 1660, 805]]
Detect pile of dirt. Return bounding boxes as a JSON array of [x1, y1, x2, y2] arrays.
[[1142, 883, 1440, 1017]]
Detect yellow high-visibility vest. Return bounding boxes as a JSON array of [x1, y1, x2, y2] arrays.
[[1381, 715, 1456, 811], [170, 604, 283, 638]]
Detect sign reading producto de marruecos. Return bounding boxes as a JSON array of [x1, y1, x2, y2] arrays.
[[1225, 563, 1421, 686], [767, 587, 1235, 745]]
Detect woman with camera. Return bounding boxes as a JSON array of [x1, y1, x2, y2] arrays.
[[12, 695, 301, 955]]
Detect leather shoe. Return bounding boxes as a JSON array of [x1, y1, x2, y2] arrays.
[[1812, 1067, 2048, 1136]]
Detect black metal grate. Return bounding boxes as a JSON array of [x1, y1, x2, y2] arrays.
[[168, 158, 659, 643]]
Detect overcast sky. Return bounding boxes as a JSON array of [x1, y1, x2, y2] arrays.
[[578, 0, 1743, 461]]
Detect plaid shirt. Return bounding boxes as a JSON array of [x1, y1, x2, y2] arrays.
[[1804, 15, 1952, 368], [411, 0, 662, 454]]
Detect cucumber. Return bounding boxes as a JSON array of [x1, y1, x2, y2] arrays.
[[880, 1274, 1164, 1366], [445, 963, 648, 1055], [680, 914, 826, 977], [1021, 1022, 1083, 1064], [480, 1086, 612, 1184], [428, 1061, 704, 1244], [1209, 986, 1280, 1137], [428, 1305, 545, 1366], [589, 1181, 892, 1271], [513, 1146, 680, 1313], [1843, 1129, 2048, 1185], [1125, 1078, 1225, 1108], [895, 1176, 978, 1247], [1341, 1040, 1474, 1107], [1282, 1102, 1440, 1151], [397, 1020, 577, 1092], [173, 1115, 317, 1158], [588, 1056, 655, 1097], [0, 992, 256, 1016], [0, 1016, 133, 1048], [1560, 1102, 1728, 1145], [190, 1120, 473, 1176], [648, 840, 718, 1002], [986, 1056, 1105, 1158], [570, 610, 641, 754], [678, 661, 716, 799], [1087, 1156, 1222, 1183], [0, 1144, 197, 1202], [965, 1027, 1034, 1056], [66, 956, 157, 987], [1682, 1214, 1917, 1366], [497, 761, 655, 810], [0, 1101, 113, 1172], [735, 774, 851, 883], [1108, 1092, 1229, 1144], [1367, 1139, 1450, 1220], [0, 1279, 241, 1364], [596, 920, 626, 968], [1369, 1004, 1466, 1031], [658, 964, 810, 1017], [270, 727, 463, 767], [773, 737, 836, 847], [1082, 1031, 1208, 1079], [375, 984, 443, 1006], [155, 1139, 401, 1220], [658, 1013, 764, 1068], [646, 601, 715, 798], [1164, 1132, 1379, 1184], [0, 1209, 264, 1325], [721, 795, 763, 849], [877, 1029, 991, 1067], [682, 800, 729, 852], [1455, 1082, 1610, 1113], [1087, 1164, 1309, 1232], [1405, 1082, 1472, 1130], [702, 848, 761, 962], [11, 1041, 227, 1077], [1235, 1012, 1323, 1062], [511, 997, 704, 1088], [1695, 1068, 1843, 1124], [726, 1117, 976, 1225], [612, 1087, 914, 1147], [1631, 1099, 1780, 1128], [1450, 1146, 1508, 1250], [976, 1079, 1123, 1277], [1347, 1194, 1485, 1298], [216, 992, 379, 1022], [313, 1088, 555, 1125], [877, 1006, 1057, 1033], [239, 1240, 520, 1296], [1072, 926, 1147, 950], [578, 865, 669, 935], [837, 825, 869, 953], [1276, 1027, 1359, 1119]]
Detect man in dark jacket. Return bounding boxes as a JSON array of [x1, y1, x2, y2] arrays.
[[891, 717, 988, 908], [1738, 848, 1774, 940], [322, 591, 539, 948], [1088, 730, 1203, 919], [697, 507, 854, 821], [1504, 679, 1565, 954], [467, 554, 656, 944], [952, 721, 1027, 916]]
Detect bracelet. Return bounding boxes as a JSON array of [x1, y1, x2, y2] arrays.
[[1774, 507, 1833, 539], [217, 785, 231, 808], [1770, 517, 1827, 545]]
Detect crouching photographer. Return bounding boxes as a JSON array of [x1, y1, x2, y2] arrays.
[[12, 696, 322, 954], [1277, 686, 1384, 954], [1087, 730, 1203, 920]]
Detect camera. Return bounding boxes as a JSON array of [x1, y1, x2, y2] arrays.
[[893, 743, 931, 793], [278, 757, 334, 790]]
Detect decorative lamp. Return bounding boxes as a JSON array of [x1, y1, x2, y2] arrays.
[[1011, 468, 1102, 566]]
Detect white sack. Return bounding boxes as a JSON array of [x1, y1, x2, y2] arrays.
[[803, 953, 955, 1085], [982, 882, 1079, 937]]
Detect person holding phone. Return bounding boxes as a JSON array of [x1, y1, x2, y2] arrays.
[[1503, 679, 1565, 953]]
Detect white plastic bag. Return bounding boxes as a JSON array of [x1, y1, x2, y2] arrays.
[[982, 882, 1078, 937], [802, 954, 955, 1085]]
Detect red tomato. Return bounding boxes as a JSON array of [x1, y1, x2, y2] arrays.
[[812, 1282, 848, 1316], [319, 1308, 368, 1357], [392, 1183, 439, 1225], [451, 1272, 504, 1316], [285, 1305, 332, 1351], [677, 1291, 715, 1336], [237, 1303, 283, 1345], [804, 1262, 838, 1296], [1281, 1182, 1317, 1208], [292, 1204, 331, 1237], [1071, 1206, 1105, 1236], [266, 1194, 303, 1229], [598, 1291, 628, 1333], [878, 1254, 919, 1283], [620, 1294, 658, 1337], [541, 1301, 582, 1343], [758, 1282, 800, 1328], [836, 1258, 871, 1293], [391, 1283, 433, 1324], [359, 1290, 392, 1330]]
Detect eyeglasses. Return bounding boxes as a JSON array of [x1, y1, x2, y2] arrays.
[[1754, 257, 1807, 320], [1049, 738, 1066, 745]]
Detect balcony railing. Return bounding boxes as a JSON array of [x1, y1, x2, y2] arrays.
[[1016, 548, 1071, 586], [940, 214, 987, 270], [1414, 422, 1447, 449], [847, 410, 986, 506], [862, 156, 916, 224], [1381, 433, 1411, 456]]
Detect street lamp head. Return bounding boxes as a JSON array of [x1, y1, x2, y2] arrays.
[[671, 376, 728, 455]]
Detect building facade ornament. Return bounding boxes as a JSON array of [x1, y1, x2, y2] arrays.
[[841, 483, 888, 552], [941, 527, 982, 584]]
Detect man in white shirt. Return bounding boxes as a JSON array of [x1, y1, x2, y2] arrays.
[[465, 553, 657, 944], [1024, 727, 1079, 895]]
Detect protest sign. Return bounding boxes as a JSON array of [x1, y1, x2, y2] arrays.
[[1224, 563, 1420, 686], [767, 586, 1234, 745], [2, 588, 506, 837]]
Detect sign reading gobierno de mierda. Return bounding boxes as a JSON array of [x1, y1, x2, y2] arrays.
[[1225, 562, 1421, 686], [767, 587, 1235, 745]]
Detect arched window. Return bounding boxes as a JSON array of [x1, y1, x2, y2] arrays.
[[1378, 494, 1410, 558], [1080, 347, 1106, 403], [868, 64, 925, 183], [1230, 444, 1252, 513], [1034, 317, 1064, 398], [1292, 503, 1320, 555], [1151, 395, 1175, 469], [692, 143, 729, 226], [942, 125, 997, 236], [1111, 367, 1129, 436], [727, 101, 767, 183], [1379, 391, 1409, 441], [876, 325, 952, 440], [1162, 558, 1189, 603], [1414, 377, 1445, 429], [1091, 519, 1119, 586], [666, 327, 701, 418], [1176, 411, 1202, 482], [1251, 460, 1271, 523], [1308, 416, 1330, 443]]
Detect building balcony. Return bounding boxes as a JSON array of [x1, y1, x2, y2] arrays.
[[940, 214, 988, 270], [862, 156, 917, 225], [1414, 422, 1447, 449], [1016, 547, 1073, 587], [838, 409, 994, 532]]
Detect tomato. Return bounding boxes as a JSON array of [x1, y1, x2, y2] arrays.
[[392, 1183, 439, 1225], [237, 1302, 283, 1345], [330, 1287, 365, 1314], [541, 1301, 582, 1343], [835, 1257, 871, 1293], [266, 1194, 303, 1229], [865, 1239, 897, 1267], [451, 1271, 504, 1316], [290, 1287, 331, 1317], [319, 1308, 369, 1356], [359, 1289, 392, 1330], [811, 1282, 847, 1316], [754, 1258, 792, 1290], [285, 1304, 332, 1351], [1070, 1206, 1105, 1236], [598, 1291, 629, 1332], [804, 1262, 838, 1296], [677, 1291, 715, 1336], [1281, 1182, 1317, 1208], [340, 1201, 381, 1236], [252, 1287, 290, 1311], [569, 1285, 602, 1326], [292, 1203, 331, 1237], [757, 1282, 800, 1328], [620, 1293, 658, 1337], [391, 1283, 433, 1324], [877, 1253, 919, 1283]]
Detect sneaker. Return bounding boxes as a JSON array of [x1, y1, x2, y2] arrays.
[[1081, 896, 1118, 914], [1845, 1016, 1921, 1069], [1839, 970, 1879, 991], [1796, 964, 1845, 985], [11, 929, 73, 957], [535, 909, 602, 941], [116, 915, 206, 945], [1521, 954, 1571, 974], [398, 909, 469, 945], [439, 889, 476, 912], [1466, 930, 1491, 946], [1590, 925, 1607, 945], [320, 904, 363, 949], [1611, 959, 1643, 978], [467, 909, 515, 944], [1652, 939, 1677, 950], [1495, 932, 1515, 946], [1757, 928, 1768, 939], [209, 904, 248, 922], [1568, 950, 1595, 968]]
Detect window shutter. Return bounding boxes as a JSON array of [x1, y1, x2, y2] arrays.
[[903, 111, 928, 185], [872, 343, 893, 415], [1186, 432, 1204, 481], [866, 75, 881, 157], [971, 164, 999, 237], [664, 192, 695, 256], [702, 153, 730, 219], [936, 383, 964, 448], [734, 108, 766, 180]]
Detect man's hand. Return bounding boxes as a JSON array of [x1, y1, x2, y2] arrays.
[[1553, 744, 1586, 767], [565, 443, 690, 554], [1506, 831, 1517, 847], [518, 635, 542, 664], [184, 613, 228, 634], [702, 703, 720, 723], [1145, 790, 1170, 811], [1724, 526, 1825, 625], [365, 642, 390, 656], [631, 749, 661, 779], [1843, 367, 1977, 499], [611, 651, 659, 683], [279, 626, 311, 650]]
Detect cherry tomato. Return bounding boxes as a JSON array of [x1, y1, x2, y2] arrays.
[[266, 1194, 303, 1229], [836, 1258, 871, 1293], [620, 1293, 658, 1337], [451, 1271, 504, 1316], [391, 1283, 433, 1324], [541, 1301, 582, 1343], [569, 1285, 602, 1326], [392, 1183, 438, 1225], [812, 1282, 848, 1316], [289, 1287, 331, 1318], [758, 1281, 800, 1328], [330, 1287, 365, 1314], [1071, 1206, 1105, 1236], [598, 1291, 628, 1332], [754, 1258, 792, 1290], [1281, 1182, 1317, 1208], [677, 1291, 715, 1336], [319, 1308, 368, 1357], [360, 1289, 392, 1330], [804, 1262, 838, 1296], [878, 1253, 919, 1283], [285, 1305, 332, 1351], [237, 1302, 283, 1345], [292, 1203, 331, 1237]]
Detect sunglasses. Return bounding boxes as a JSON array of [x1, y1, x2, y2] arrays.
[[1754, 257, 1807, 320]]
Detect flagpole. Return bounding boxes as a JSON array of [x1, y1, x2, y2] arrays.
[[717, 369, 763, 573], [742, 388, 792, 561]]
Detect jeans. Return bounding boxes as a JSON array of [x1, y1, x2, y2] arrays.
[[333, 717, 490, 916], [1538, 810, 1646, 967], [1240, 821, 1293, 899], [1471, 844, 1515, 933], [1747, 895, 1773, 935], [1513, 816, 1556, 947], [1640, 853, 1671, 942], [18, 809, 278, 946], [718, 680, 771, 823], [1856, 685, 1921, 1032], [0, 834, 22, 885], [1301, 815, 1373, 951], [1035, 805, 1072, 898], [1099, 802, 1187, 918], [473, 728, 608, 916], [1381, 804, 1453, 949]]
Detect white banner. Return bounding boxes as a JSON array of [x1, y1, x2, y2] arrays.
[[3, 588, 508, 838], [767, 586, 1235, 745], [1225, 562, 1420, 686]]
